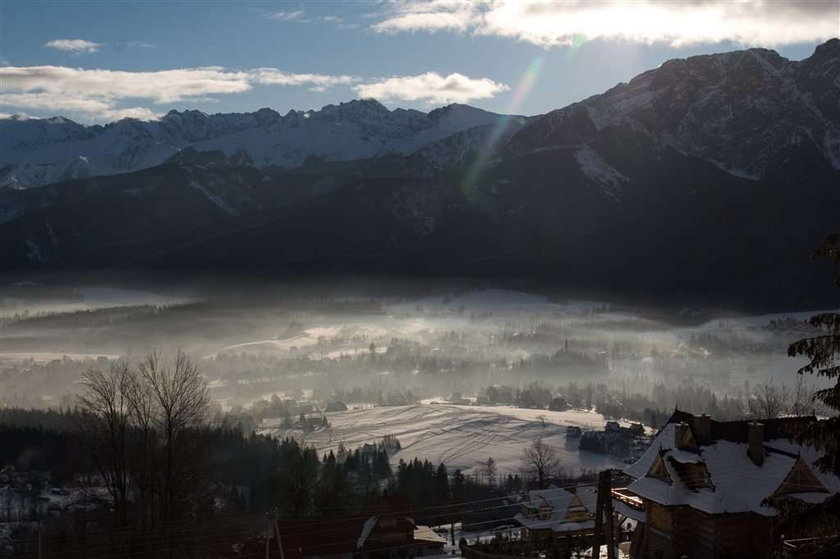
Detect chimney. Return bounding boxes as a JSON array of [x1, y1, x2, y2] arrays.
[[695, 414, 711, 444], [748, 422, 764, 466], [674, 422, 690, 449]]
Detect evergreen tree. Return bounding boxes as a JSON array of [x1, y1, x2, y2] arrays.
[[451, 469, 466, 502], [434, 463, 450, 504], [789, 233, 840, 473]]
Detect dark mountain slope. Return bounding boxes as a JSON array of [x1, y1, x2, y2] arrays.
[[1, 40, 838, 310]]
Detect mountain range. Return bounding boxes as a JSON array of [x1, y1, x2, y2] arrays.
[[0, 101, 512, 189], [1, 39, 839, 309]]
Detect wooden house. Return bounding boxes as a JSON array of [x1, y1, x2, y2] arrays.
[[619, 411, 840, 559], [514, 485, 597, 545]]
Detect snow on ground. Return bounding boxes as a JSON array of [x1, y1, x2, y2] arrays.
[[445, 405, 643, 432], [261, 404, 627, 475], [574, 145, 628, 200]]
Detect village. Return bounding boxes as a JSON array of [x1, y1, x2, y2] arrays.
[[4, 398, 840, 558]]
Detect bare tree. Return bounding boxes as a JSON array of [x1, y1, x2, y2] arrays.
[[748, 379, 788, 419], [137, 350, 209, 527], [126, 352, 162, 531], [522, 437, 561, 489], [479, 457, 497, 486], [77, 360, 134, 527], [789, 374, 815, 417]]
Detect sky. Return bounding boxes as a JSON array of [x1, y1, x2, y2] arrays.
[[1, 0, 838, 123]]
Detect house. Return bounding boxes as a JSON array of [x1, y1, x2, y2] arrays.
[[266, 515, 442, 559], [514, 485, 597, 545], [549, 396, 571, 411], [618, 410, 840, 559], [579, 423, 647, 460]]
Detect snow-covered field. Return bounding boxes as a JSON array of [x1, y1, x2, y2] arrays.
[[261, 404, 628, 475]]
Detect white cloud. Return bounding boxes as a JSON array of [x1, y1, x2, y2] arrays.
[[267, 10, 307, 21], [372, 0, 839, 47], [372, 0, 475, 34], [126, 41, 156, 49], [0, 91, 160, 121], [266, 10, 347, 24], [252, 68, 357, 88], [2, 66, 254, 104], [354, 72, 509, 104], [44, 39, 102, 53], [0, 65, 358, 121]]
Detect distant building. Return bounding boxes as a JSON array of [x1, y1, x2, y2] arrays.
[[605, 421, 621, 432], [619, 410, 840, 559], [325, 401, 348, 412], [514, 485, 597, 545], [219, 501, 445, 559], [549, 396, 571, 411], [627, 423, 645, 437], [566, 426, 582, 438]]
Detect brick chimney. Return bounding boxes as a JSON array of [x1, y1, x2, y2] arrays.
[[695, 414, 711, 444], [748, 422, 764, 466], [674, 422, 690, 449]]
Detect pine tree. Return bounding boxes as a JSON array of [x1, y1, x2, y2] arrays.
[[788, 233, 840, 473], [434, 463, 450, 504]]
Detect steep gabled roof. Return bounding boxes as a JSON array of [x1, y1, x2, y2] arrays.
[[625, 415, 840, 517], [515, 485, 596, 533]]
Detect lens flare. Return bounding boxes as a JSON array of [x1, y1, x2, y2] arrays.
[[566, 34, 588, 60], [460, 56, 544, 194]]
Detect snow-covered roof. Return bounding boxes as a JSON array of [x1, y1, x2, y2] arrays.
[[521, 486, 575, 512], [624, 414, 840, 517], [413, 525, 447, 544], [515, 485, 596, 533]]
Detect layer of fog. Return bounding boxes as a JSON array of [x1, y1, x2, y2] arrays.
[[1, 279, 834, 416]]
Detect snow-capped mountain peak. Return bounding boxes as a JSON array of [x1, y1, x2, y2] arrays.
[[506, 41, 840, 179], [0, 100, 511, 188]]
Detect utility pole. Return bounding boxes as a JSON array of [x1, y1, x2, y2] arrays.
[[276, 516, 285, 559], [591, 473, 605, 559], [604, 470, 616, 559], [265, 515, 272, 559], [591, 470, 617, 559]]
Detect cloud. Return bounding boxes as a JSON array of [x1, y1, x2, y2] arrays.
[[0, 65, 358, 121], [44, 39, 102, 53], [354, 72, 509, 104], [0, 91, 160, 121], [2, 66, 254, 104], [252, 68, 357, 88], [265, 10, 346, 24], [372, 0, 839, 47], [127, 41, 156, 49], [267, 10, 307, 21], [372, 0, 475, 34]]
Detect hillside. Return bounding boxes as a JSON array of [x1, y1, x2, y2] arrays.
[[1, 41, 838, 309]]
